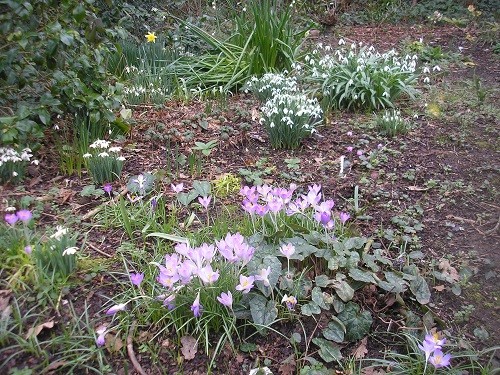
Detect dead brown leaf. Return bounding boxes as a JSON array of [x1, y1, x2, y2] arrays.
[[438, 259, 460, 282], [0, 289, 11, 313], [105, 333, 124, 353], [26, 320, 55, 339], [42, 360, 68, 374], [361, 368, 386, 375], [433, 285, 446, 292], [180, 335, 198, 361], [278, 354, 296, 375], [59, 189, 76, 204], [351, 337, 368, 359]]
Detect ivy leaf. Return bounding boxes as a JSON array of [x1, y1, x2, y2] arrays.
[[192, 180, 211, 197], [349, 268, 376, 283], [312, 338, 343, 363], [301, 301, 321, 316], [333, 279, 354, 302], [410, 275, 431, 304], [322, 316, 346, 343], [311, 287, 328, 309], [338, 302, 372, 342], [250, 295, 277, 331]]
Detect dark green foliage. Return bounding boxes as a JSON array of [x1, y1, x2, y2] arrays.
[[0, 0, 126, 148]]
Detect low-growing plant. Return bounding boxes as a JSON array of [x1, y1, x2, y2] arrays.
[[32, 225, 79, 280], [259, 93, 322, 149], [244, 73, 298, 102], [301, 42, 419, 110], [213, 173, 241, 198], [376, 109, 411, 137], [84, 139, 125, 185], [0, 147, 38, 184]]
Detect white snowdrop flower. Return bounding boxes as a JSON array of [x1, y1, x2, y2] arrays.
[[62, 247, 78, 256], [98, 152, 109, 158], [423, 66, 430, 74], [108, 147, 121, 153], [117, 156, 126, 161], [83, 153, 92, 158], [53, 124, 60, 130], [6, 206, 16, 212], [31, 159, 39, 165], [423, 77, 430, 83], [433, 65, 441, 72], [12, 171, 18, 177], [51, 226, 68, 240], [338, 38, 345, 45], [458, 46, 463, 52]]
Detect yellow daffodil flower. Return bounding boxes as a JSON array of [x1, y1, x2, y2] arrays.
[[145, 32, 157, 43]]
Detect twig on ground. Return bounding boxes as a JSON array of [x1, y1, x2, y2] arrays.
[[82, 188, 128, 221], [484, 215, 500, 235], [127, 320, 146, 375], [86, 242, 113, 258]]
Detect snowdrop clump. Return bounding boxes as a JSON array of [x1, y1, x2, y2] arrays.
[[259, 92, 322, 149], [0, 147, 38, 183], [244, 72, 298, 102], [84, 139, 125, 185]]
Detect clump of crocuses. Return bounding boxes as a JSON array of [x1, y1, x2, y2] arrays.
[[419, 332, 452, 369]]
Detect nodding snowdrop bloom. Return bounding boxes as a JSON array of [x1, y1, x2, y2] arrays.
[[62, 247, 78, 256], [50, 226, 68, 240], [423, 77, 430, 83], [338, 38, 345, 46], [433, 65, 441, 72]]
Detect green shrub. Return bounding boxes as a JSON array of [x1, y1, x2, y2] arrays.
[[0, 0, 126, 148]]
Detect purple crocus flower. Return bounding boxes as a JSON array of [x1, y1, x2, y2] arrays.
[[106, 303, 127, 315], [314, 211, 331, 225], [254, 204, 269, 217], [198, 196, 211, 209], [198, 264, 219, 285], [130, 272, 144, 286], [163, 294, 176, 310], [5, 213, 18, 225], [255, 266, 271, 287], [280, 243, 295, 259], [356, 150, 364, 156], [95, 326, 107, 347], [151, 198, 158, 211], [235, 274, 255, 294], [282, 295, 298, 310], [191, 292, 203, 317], [217, 291, 233, 309], [347, 146, 354, 152], [103, 183, 113, 194], [16, 209, 32, 223], [340, 212, 350, 224], [429, 350, 452, 368], [171, 183, 184, 193], [25, 245, 32, 255]]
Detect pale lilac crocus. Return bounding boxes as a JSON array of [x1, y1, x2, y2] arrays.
[[347, 146, 354, 152], [255, 266, 271, 287], [95, 326, 107, 347], [24, 245, 32, 255], [16, 209, 32, 222], [191, 292, 202, 317], [103, 183, 113, 194], [280, 243, 295, 259], [424, 333, 446, 348], [198, 264, 219, 285], [340, 212, 350, 224], [282, 295, 298, 310], [235, 275, 255, 294], [198, 196, 211, 209], [130, 272, 144, 286], [356, 150, 364, 156], [4, 213, 18, 225], [106, 303, 127, 315], [157, 272, 179, 289], [419, 338, 437, 362], [163, 294, 176, 310], [217, 291, 233, 309], [171, 183, 184, 193], [429, 350, 452, 368]]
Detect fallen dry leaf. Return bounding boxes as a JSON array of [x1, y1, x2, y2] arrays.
[[361, 368, 386, 375], [42, 360, 68, 374], [278, 354, 296, 375], [26, 320, 55, 339], [180, 335, 198, 361], [433, 285, 446, 292], [351, 337, 368, 359], [105, 333, 124, 353], [0, 289, 11, 313], [438, 259, 460, 282]]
